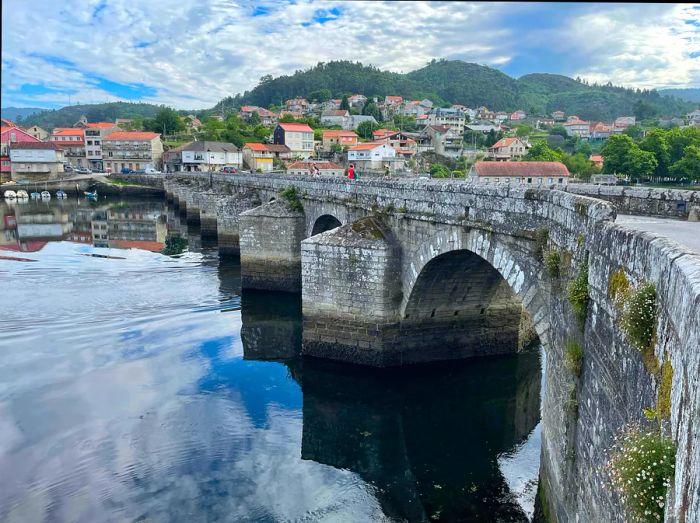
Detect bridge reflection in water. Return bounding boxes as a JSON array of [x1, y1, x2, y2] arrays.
[[236, 283, 541, 522]]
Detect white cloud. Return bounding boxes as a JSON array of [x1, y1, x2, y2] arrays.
[[1, 1, 698, 109]]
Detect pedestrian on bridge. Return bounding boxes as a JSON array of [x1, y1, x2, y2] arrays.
[[348, 164, 355, 180]]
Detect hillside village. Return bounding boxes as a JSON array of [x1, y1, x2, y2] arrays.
[[3, 94, 700, 186]]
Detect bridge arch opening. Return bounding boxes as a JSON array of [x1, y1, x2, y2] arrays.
[[311, 214, 342, 236], [399, 249, 538, 363]]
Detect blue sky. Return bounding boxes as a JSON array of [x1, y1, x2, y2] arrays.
[[2, 1, 698, 110]]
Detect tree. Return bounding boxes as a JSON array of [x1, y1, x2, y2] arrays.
[[430, 163, 450, 178], [625, 148, 657, 180], [357, 120, 379, 139], [362, 102, 382, 122], [525, 140, 563, 162], [670, 145, 700, 182], [146, 107, 185, 135], [330, 143, 344, 153], [549, 125, 569, 138], [248, 111, 261, 126], [601, 134, 636, 174], [340, 95, 350, 111], [515, 124, 533, 137], [640, 129, 671, 178], [623, 125, 644, 140], [633, 99, 656, 121], [575, 140, 592, 157], [561, 152, 599, 181]]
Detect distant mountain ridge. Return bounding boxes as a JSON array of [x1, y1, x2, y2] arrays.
[[16, 102, 167, 131], [1, 107, 45, 123], [658, 88, 700, 104], [225, 60, 693, 121]]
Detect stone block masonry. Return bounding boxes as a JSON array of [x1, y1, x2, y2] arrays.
[[239, 200, 305, 292]]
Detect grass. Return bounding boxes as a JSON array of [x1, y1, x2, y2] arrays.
[[543, 249, 562, 278], [620, 282, 657, 355], [657, 356, 673, 419], [108, 177, 133, 186], [567, 256, 590, 329], [565, 339, 584, 377], [608, 267, 631, 308]]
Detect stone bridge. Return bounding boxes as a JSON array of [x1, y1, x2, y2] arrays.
[[124, 172, 699, 523]]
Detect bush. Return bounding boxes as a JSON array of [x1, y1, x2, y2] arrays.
[[567, 257, 590, 329], [565, 339, 584, 377], [620, 282, 657, 353], [607, 425, 676, 523], [543, 249, 562, 278], [430, 163, 451, 178], [279, 185, 304, 213]]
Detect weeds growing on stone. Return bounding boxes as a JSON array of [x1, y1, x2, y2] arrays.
[[567, 256, 590, 329], [620, 282, 657, 354], [606, 424, 676, 523], [565, 339, 584, 377], [279, 186, 304, 213], [543, 249, 562, 278], [533, 228, 550, 261], [608, 268, 632, 309]]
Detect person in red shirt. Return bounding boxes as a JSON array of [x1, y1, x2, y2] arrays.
[[348, 164, 355, 180]]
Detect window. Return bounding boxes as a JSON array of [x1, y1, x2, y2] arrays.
[[527, 177, 532, 184], [548, 177, 553, 184], [558, 178, 563, 184]]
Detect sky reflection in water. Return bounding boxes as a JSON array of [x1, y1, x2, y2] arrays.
[[0, 198, 542, 522]]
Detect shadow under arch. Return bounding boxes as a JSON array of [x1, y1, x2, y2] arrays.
[[397, 246, 542, 365], [310, 214, 342, 237]]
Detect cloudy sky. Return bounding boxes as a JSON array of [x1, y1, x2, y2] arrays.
[[2, 1, 699, 110]]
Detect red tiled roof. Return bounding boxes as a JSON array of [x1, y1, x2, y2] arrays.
[[278, 123, 313, 133], [104, 131, 160, 140], [590, 155, 604, 162], [489, 137, 524, 149], [472, 161, 570, 177], [9, 141, 60, 150], [52, 128, 85, 136], [322, 130, 357, 138], [1, 118, 16, 128], [349, 142, 386, 151], [244, 143, 290, 153], [287, 161, 342, 170], [324, 110, 349, 117], [87, 122, 117, 128]]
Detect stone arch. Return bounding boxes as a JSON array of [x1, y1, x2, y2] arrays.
[[400, 228, 548, 356], [310, 214, 342, 237]]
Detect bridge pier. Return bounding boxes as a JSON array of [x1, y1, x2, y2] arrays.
[[183, 192, 201, 226], [195, 192, 220, 238], [239, 200, 305, 292]]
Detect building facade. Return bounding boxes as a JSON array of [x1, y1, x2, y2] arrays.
[[51, 128, 86, 167], [321, 130, 358, 152], [286, 161, 344, 176], [347, 142, 397, 170], [164, 141, 242, 172], [468, 161, 570, 186], [1, 126, 40, 180], [9, 142, 65, 182], [84, 122, 120, 171], [102, 131, 163, 173], [427, 108, 466, 134], [273, 123, 314, 159], [487, 137, 529, 161], [24, 125, 49, 141], [242, 143, 291, 172]]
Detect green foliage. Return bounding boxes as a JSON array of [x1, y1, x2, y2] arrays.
[[525, 140, 563, 162], [430, 163, 451, 178], [22, 101, 165, 130], [623, 125, 645, 140], [248, 111, 261, 126], [670, 144, 700, 182], [451, 170, 466, 178], [549, 125, 569, 138], [362, 102, 383, 122], [515, 124, 533, 137], [330, 143, 344, 153], [602, 134, 658, 180], [607, 425, 676, 523], [620, 282, 657, 354], [144, 107, 186, 134], [564, 339, 584, 377], [279, 185, 304, 212], [543, 249, 562, 278], [562, 152, 600, 181], [161, 236, 188, 256], [567, 257, 590, 329], [357, 120, 380, 139], [340, 95, 350, 111]]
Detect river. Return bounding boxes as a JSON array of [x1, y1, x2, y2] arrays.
[[0, 195, 543, 522]]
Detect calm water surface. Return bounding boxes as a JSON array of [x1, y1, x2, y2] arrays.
[[0, 196, 543, 522]]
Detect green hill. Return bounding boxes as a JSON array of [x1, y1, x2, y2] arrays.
[[658, 88, 700, 104], [21, 102, 167, 131], [1, 107, 45, 123], [228, 60, 694, 121]]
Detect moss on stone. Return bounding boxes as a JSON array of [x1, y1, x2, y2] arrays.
[[657, 356, 673, 419], [533, 227, 549, 261], [351, 216, 385, 240], [574, 202, 588, 216], [543, 249, 562, 278], [279, 185, 304, 213], [567, 255, 590, 330], [565, 339, 584, 377], [608, 268, 631, 309]]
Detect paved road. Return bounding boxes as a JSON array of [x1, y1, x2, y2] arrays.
[[616, 215, 700, 254]]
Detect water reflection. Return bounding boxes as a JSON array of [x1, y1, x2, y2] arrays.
[[0, 196, 542, 522]]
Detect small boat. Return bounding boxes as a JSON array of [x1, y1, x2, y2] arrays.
[[4, 190, 17, 199], [41, 191, 51, 200], [56, 190, 67, 199], [30, 192, 41, 200], [84, 190, 98, 201], [16, 190, 29, 199]]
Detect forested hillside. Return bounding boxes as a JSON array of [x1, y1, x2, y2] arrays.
[[20, 102, 166, 130], [228, 60, 693, 121]]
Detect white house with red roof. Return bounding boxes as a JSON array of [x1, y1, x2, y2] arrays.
[[240, 106, 278, 126], [510, 110, 527, 121], [563, 117, 590, 138], [273, 123, 314, 158], [51, 128, 87, 167], [469, 161, 569, 185], [1, 125, 40, 180], [102, 131, 163, 172], [321, 130, 358, 152], [487, 137, 529, 161], [347, 142, 396, 170]]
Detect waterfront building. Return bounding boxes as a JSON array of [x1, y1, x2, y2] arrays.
[[164, 141, 242, 172], [102, 131, 163, 173], [1, 125, 40, 181], [50, 128, 86, 167], [9, 142, 65, 182], [84, 122, 121, 171]]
